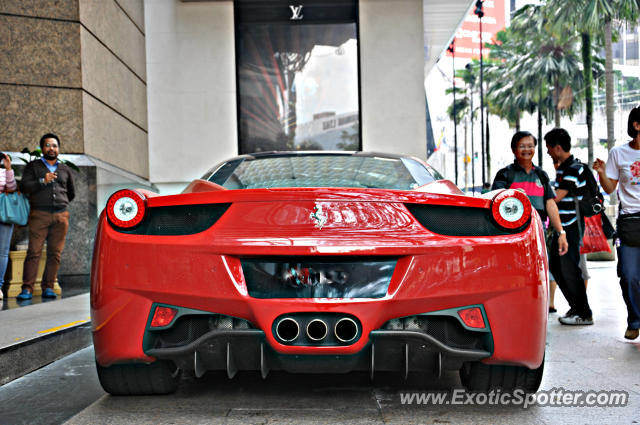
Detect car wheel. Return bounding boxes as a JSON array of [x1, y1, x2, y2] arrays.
[[459, 357, 544, 392], [96, 360, 181, 395]]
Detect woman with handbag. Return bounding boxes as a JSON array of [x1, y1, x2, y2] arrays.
[[0, 153, 17, 301], [593, 106, 640, 340]]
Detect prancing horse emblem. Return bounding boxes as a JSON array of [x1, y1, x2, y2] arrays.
[[310, 203, 327, 229]]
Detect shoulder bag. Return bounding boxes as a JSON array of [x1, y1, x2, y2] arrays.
[[0, 191, 30, 226], [617, 212, 640, 247]]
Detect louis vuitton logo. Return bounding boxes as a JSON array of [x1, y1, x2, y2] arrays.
[[289, 5, 303, 20]]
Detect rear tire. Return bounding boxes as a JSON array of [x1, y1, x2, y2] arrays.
[[96, 360, 181, 395], [459, 357, 544, 392]]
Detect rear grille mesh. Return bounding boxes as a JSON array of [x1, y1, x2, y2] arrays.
[[148, 314, 253, 350], [404, 204, 523, 236], [382, 315, 489, 351], [119, 203, 230, 235]]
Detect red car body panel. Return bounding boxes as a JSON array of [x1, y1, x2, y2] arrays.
[[91, 182, 548, 370]]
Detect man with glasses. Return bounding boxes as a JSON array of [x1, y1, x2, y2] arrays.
[[16, 133, 75, 300], [491, 130, 568, 255]]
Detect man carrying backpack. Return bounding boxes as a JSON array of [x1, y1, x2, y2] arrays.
[[545, 128, 594, 326]]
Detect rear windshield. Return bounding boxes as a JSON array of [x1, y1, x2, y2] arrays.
[[204, 155, 438, 190]]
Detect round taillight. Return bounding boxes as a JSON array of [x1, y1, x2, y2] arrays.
[[491, 189, 532, 229], [106, 189, 146, 228]]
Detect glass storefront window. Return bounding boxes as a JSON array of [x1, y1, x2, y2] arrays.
[[235, 2, 360, 154]]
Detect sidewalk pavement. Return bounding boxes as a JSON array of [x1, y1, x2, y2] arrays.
[[0, 293, 91, 385]]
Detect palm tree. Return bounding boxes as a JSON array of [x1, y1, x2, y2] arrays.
[[448, 64, 479, 192], [485, 30, 538, 131], [446, 91, 470, 125], [605, 1, 640, 151], [510, 4, 583, 130], [547, 0, 599, 164], [447, 88, 470, 189], [548, 0, 639, 162], [485, 8, 581, 167], [498, 30, 555, 166]]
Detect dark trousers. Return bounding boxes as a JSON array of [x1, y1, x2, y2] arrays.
[[549, 221, 592, 319], [617, 244, 640, 329], [22, 210, 70, 292]]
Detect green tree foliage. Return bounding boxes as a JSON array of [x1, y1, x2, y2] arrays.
[[547, 0, 638, 163], [447, 62, 478, 118], [449, 0, 627, 170]]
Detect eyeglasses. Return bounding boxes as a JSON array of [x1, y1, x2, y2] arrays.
[[516, 145, 536, 150], [44, 143, 59, 148]]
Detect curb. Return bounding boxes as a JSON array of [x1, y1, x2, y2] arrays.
[[0, 322, 92, 386]]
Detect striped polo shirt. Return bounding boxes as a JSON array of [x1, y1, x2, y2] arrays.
[[553, 155, 589, 226], [491, 162, 555, 221]]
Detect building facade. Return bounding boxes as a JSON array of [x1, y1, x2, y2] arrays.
[[0, 0, 470, 283], [0, 1, 149, 283]]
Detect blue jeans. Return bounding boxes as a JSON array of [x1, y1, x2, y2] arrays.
[[0, 222, 14, 288], [617, 243, 640, 329]]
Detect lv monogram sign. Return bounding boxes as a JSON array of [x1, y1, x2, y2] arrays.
[[289, 5, 303, 20]]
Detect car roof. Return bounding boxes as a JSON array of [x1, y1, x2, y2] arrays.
[[226, 151, 414, 161], [199, 151, 436, 185]]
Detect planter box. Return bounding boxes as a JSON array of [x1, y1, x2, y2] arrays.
[[4, 249, 61, 297]]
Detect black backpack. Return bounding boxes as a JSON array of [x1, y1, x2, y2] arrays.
[[572, 159, 604, 218]]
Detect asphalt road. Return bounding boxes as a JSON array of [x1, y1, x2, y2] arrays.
[[1, 260, 639, 425]]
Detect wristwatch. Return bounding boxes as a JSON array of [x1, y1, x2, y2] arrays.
[[559, 230, 566, 235]]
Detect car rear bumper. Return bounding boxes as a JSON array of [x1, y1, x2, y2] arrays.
[[145, 328, 490, 378], [91, 212, 547, 370]]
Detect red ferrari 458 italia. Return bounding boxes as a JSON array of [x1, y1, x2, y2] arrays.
[[91, 151, 547, 395]]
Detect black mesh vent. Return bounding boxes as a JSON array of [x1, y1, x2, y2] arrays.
[[147, 314, 253, 350], [150, 316, 211, 349], [405, 204, 526, 236], [382, 316, 489, 351], [422, 316, 484, 350], [118, 203, 231, 235]]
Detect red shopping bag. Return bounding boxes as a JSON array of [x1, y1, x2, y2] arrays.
[[580, 214, 611, 254]]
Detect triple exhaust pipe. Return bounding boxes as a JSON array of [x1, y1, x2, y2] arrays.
[[275, 316, 359, 344]]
